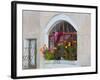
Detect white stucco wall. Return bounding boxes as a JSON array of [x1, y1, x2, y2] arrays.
[[22, 11, 41, 68], [22, 10, 91, 68]]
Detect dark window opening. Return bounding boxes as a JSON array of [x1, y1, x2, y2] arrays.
[[48, 21, 77, 60]]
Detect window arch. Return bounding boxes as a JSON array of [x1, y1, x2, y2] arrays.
[[44, 14, 78, 47], [48, 20, 77, 60], [49, 20, 77, 48], [44, 14, 78, 60]]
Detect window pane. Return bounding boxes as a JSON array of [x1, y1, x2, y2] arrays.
[[22, 39, 36, 69]]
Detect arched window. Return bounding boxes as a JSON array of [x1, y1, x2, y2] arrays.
[[48, 20, 77, 60]]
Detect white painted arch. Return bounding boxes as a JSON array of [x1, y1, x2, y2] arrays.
[[44, 14, 78, 47]]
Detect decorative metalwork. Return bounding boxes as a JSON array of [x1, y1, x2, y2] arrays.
[[22, 39, 37, 69]]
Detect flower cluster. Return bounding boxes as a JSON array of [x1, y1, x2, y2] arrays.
[[40, 41, 77, 60]]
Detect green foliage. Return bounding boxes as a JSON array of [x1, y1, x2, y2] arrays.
[[45, 50, 55, 60], [65, 46, 76, 53], [44, 45, 77, 60], [57, 44, 65, 49], [64, 46, 77, 60]]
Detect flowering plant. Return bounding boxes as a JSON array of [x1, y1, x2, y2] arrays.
[[40, 44, 55, 60], [40, 41, 77, 60]]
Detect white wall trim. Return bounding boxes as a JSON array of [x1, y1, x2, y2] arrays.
[[44, 14, 78, 47]]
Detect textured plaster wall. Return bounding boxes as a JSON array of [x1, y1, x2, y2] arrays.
[[22, 11, 41, 68], [22, 10, 91, 68]]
